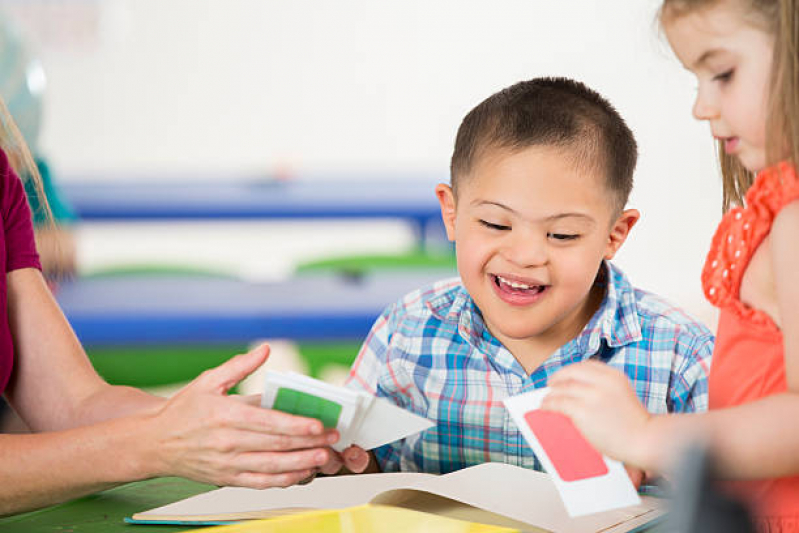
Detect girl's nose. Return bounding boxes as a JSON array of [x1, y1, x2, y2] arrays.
[[692, 87, 717, 121]]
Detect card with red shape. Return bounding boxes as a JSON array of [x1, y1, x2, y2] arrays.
[[504, 387, 641, 517], [523, 409, 609, 481]]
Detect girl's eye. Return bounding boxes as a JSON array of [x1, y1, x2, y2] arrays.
[[548, 233, 579, 241], [479, 220, 510, 231], [712, 69, 734, 83]]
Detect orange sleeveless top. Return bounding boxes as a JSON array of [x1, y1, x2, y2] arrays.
[[702, 162, 799, 530]]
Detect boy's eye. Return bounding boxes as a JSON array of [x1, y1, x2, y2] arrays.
[[479, 220, 510, 231], [712, 69, 734, 83], [548, 233, 579, 241]]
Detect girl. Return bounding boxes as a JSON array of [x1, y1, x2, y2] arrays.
[[544, 0, 799, 527], [0, 96, 345, 515]]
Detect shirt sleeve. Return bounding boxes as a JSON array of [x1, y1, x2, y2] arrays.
[[667, 328, 714, 413], [1, 149, 41, 273], [345, 302, 404, 472]]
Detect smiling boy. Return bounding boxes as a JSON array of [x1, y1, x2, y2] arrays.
[[344, 77, 713, 474]]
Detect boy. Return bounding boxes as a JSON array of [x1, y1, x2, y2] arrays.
[[337, 77, 712, 475]]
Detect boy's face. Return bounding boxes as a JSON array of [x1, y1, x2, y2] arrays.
[[437, 145, 638, 348]]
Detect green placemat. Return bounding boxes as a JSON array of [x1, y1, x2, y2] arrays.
[[0, 477, 215, 532]]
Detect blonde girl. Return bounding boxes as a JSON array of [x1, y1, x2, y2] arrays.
[[0, 98, 346, 516], [544, 0, 799, 527]]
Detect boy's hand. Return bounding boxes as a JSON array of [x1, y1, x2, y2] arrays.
[[319, 445, 372, 475], [543, 361, 652, 468]]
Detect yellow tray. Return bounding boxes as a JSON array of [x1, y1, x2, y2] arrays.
[[189, 504, 519, 533]]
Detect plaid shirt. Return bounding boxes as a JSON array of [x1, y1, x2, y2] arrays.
[[346, 261, 713, 474]]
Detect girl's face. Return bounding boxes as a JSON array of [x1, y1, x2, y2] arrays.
[[664, 1, 774, 172]]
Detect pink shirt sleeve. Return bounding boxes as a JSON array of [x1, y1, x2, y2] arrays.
[[1, 149, 41, 273]]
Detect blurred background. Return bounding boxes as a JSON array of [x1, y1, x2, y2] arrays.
[[0, 0, 721, 395]]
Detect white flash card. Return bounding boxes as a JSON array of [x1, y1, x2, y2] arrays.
[[504, 387, 641, 517], [262, 371, 434, 452]]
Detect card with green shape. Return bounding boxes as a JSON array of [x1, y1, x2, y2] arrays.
[[261, 372, 433, 452]]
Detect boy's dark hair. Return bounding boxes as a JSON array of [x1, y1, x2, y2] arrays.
[[450, 77, 637, 212]]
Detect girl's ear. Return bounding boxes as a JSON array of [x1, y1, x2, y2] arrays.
[[605, 209, 640, 260], [435, 184, 457, 242]]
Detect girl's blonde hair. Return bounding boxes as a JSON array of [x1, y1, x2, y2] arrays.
[[0, 94, 51, 224], [662, 0, 799, 212]]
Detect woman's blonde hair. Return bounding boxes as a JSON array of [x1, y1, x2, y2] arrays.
[[0, 94, 51, 224], [661, 0, 799, 212]]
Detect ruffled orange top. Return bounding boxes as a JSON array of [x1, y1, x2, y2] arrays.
[[701, 162, 799, 529]]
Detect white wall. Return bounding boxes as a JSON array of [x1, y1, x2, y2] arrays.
[[7, 0, 721, 325]]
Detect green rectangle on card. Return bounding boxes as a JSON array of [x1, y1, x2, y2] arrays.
[[273, 387, 343, 428]]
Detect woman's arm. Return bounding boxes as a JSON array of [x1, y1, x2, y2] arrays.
[[0, 269, 341, 516], [4, 269, 163, 430]]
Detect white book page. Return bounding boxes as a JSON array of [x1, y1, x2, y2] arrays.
[[134, 463, 662, 532]]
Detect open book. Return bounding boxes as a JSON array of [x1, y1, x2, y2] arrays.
[[129, 462, 665, 533]]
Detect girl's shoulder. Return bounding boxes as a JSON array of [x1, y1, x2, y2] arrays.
[[701, 163, 799, 320]]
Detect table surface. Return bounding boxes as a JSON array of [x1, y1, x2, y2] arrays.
[[0, 477, 215, 533], [57, 271, 454, 346]]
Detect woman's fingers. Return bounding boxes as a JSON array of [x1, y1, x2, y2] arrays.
[[192, 345, 270, 395], [206, 427, 338, 454], [230, 448, 332, 475]]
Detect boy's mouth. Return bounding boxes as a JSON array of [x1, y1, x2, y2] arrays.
[[490, 274, 550, 305]]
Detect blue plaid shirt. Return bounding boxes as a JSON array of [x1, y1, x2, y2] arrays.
[[345, 261, 713, 474]]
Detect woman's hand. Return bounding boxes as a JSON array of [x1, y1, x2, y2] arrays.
[[142, 345, 341, 488], [543, 361, 652, 468]]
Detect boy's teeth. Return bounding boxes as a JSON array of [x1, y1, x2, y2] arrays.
[[497, 275, 534, 290]]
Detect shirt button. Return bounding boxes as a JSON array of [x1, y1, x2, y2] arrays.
[[735, 212, 743, 220]]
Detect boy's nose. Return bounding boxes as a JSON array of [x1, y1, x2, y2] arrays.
[[502, 233, 547, 267]]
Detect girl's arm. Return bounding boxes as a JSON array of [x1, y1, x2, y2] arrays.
[[545, 201, 799, 478], [0, 269, 340, 516]]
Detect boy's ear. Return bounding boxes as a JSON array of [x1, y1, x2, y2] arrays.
[[604, 208, 640, 260], [435, 183, 457, 242]]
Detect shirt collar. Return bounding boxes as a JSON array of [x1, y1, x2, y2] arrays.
[[426, 261, 643, 363], [566, 261, 644, 359]]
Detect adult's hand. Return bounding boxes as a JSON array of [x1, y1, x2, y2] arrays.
[[143, 345, 340, 488]]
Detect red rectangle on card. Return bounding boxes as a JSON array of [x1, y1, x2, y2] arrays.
[[524, 410, 608, 482]]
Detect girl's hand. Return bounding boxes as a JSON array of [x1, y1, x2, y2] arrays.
[[142, 345, 340, 489], [543, 361, 652, 467]]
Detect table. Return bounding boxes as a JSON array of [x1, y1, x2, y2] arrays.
[[57, 271, 454, 346], [61, 178, 446, 245], [0, 478, 214, 532]]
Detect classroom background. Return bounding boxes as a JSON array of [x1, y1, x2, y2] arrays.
[[0, 0, 722, 393]]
